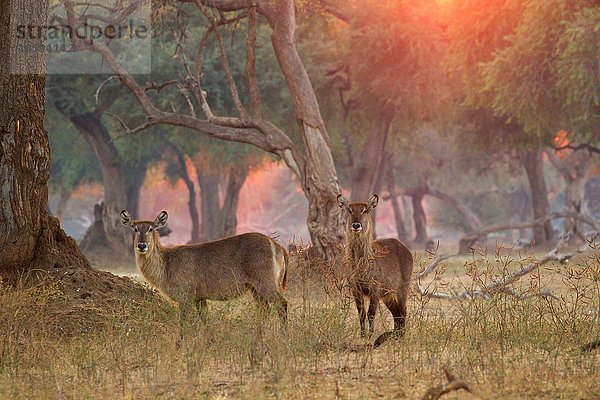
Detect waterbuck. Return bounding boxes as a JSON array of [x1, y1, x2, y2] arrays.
[[337, 194, 413, 347], [120, 210, 288, 344]]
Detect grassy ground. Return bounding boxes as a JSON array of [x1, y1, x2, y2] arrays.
[[0, 247, 598, 399]]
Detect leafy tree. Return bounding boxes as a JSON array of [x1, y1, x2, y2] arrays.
[[443, 0, 558, 244], [478, 0, 599, 240], [319, 0, 447, 201], [50, 0, 345, 260]]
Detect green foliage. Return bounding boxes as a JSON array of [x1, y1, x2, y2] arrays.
[[45, 102, 101, 193], [556, 6, 600, 140], [346, 0, 447, 121], [452, 0, 600, 144]]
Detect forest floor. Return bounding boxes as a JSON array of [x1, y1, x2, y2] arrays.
[[0, 247, 599, 399]]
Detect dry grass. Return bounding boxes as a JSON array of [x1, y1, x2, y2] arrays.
[[0, 247, 599, 399]]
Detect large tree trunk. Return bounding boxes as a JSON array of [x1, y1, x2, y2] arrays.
[[167, 142, 200, 243], [220, 164, 249, 237], [267, 0, 344, 261], [518, 148, 555, 244], [196, 162, 248, 242], [68, 113, 131, 254], [385, 164, 408, 242], [350, 114, 391, 201], [0, 0, 90, 274], [197, 167, 222, 242]]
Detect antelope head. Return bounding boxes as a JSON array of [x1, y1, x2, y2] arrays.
[[337, 194, 379, 236], [120, 210, 168, 255]]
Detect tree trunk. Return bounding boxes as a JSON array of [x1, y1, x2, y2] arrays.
[[167, 142, 200, 243], [385, 160, 408, 242], [410, 185, 428, 243], [0, 0, 90, 274], [126, 160, 148, 219], [196, 162, 248, 242], [518, 148, 554, 244], [267, 0, 344, 261], [220, 164, 249, 237], [68, 113, 131, 254], [197, 167, 221, 242], [425, 186, 483, 233], [350, 114, 392, 201]]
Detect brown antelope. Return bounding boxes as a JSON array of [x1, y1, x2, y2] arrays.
[[337, 194, 413, 347], [120, 210, 288, 345]]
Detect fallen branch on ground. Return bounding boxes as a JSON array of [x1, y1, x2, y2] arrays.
[[415, 236, 587, 301], [421, 367, 478, 400]]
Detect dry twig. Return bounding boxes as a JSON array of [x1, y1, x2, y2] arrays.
[[421, 368, 478, 400]]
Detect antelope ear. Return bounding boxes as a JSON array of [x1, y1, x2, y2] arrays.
[[154, 211, 169, 229], [367, 194, 379, 211], [120, 210, 134, 228], [337, 194, 349, 210]]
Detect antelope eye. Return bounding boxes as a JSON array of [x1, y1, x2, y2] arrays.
[[361, 207, 367, 214], [134, 227, 139, 232], [148, 227, 153, 232]]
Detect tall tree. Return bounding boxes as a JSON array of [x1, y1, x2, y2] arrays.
[[0, 0, 90, 273], [478, 0, 599, 239], [444, 0, 556, 244], [320, 0, 446, 201]]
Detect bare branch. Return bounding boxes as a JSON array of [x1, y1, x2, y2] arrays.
[[246, 3, 263, 118], [196, 0, 248, 119], [421, 368, 478, 400], [416, 237, 584, 301], [459, 212, 600, 249], [547, 148, 575, 182], [413, 255, 455, 281], [145, 80, 179, 93], [318, 0, 350, 22], [554, 142, 600, 155], [105, 112, 152, 139], [93, 75, 119, 108], [177, 83, 197, 118]]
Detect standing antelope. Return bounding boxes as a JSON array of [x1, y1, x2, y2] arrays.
[[337, 194, 413, 347], [120, 210, 288, 345]]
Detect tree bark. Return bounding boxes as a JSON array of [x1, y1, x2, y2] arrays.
[[518, 148, 555, 244], [0, 0, 90, 274], [267, 0, 344, 261]]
